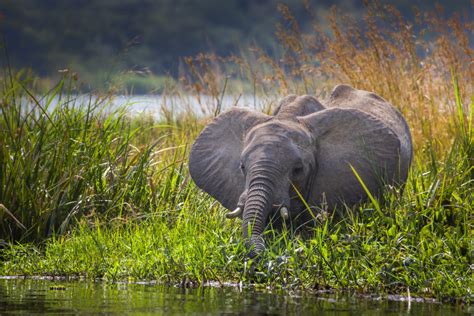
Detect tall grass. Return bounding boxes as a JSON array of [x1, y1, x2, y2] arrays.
[[182, 3, 472, 152], [0, 72, 194, 242], [0, 2, 472, 303], [1, 108, 471, 300]]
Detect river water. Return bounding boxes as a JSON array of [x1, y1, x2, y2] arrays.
[[23, 93, 270, 119], [0, 278, 468, 315]]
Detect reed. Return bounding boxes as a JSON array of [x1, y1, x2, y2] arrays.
[[0, 72, 197, 241]]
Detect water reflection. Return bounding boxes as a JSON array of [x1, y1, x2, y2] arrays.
[[0, 278, 467, 315]]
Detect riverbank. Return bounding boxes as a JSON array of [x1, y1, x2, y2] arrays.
[[1, 190, 472, 304]]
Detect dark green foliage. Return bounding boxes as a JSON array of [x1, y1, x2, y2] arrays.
[[1, 0, 471, 83], [0, 0, 309, 78]]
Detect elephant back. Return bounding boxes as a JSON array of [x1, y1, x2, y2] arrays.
[[326, 85, 413, 183]]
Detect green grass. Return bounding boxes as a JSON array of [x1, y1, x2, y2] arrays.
[[0, 71, 472, 304], [0, 73, 192, 242]]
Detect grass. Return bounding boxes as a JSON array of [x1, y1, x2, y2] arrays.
[[0, 2, 472, 304]]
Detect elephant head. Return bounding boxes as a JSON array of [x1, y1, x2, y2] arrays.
[[189, 85, 411, 257]]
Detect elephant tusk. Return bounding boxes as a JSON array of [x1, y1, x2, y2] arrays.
[[280, 206, 289, 220], [226, 207, 242, 219]]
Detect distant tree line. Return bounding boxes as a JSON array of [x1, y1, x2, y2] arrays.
[[0, 0, 471, 80]]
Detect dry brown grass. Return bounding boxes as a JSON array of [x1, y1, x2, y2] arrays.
[[181, 2, 473, 155]]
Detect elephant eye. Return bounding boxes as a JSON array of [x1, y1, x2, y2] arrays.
[[240, 162, 245, 172], [293, 166, 304, 176]]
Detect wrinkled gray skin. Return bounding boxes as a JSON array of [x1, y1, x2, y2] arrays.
[[189, 85, 412, 257]]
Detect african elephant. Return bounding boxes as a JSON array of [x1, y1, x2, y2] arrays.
[[189, 84, 412, 257]]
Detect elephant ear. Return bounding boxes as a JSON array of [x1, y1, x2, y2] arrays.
[[299, 108, 401, 207], [189, 108, 270, 210]]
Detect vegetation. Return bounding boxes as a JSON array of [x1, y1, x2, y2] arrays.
[[1, 0, 314, 85], [1, 0, 472, 91], [0, 2, 472, 304]]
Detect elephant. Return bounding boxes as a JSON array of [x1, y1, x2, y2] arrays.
[[189, 84, 413, 257]]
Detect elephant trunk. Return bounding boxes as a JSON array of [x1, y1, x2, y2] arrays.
[[242, 164, 277, 258]]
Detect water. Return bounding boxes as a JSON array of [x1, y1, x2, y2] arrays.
[[21, 93, 269, 119], [111, 94, 267, 117], [0, 278, 468, 315]]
